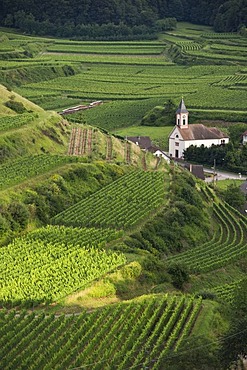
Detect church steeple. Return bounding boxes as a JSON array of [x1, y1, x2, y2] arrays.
[[176, 98, 189, 129]]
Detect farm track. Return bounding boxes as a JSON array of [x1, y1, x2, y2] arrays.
[[142, 152, 147, 171], [125, 141, 131, 164], [106, 136, 113, 160]]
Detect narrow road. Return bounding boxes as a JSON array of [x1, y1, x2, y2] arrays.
[[204, 168, 246, 182]]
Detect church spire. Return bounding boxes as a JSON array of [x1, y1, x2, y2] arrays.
[[176, 97, 188, 114], [176, 98, 189, 128]]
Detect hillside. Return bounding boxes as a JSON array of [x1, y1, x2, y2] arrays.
[[0, 26, 247, 369]]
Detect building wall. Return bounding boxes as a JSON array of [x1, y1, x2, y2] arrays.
[[169, 129, 229, 158]]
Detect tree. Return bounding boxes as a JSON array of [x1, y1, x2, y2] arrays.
[[167, 262, 190, 289], [223, 184, 245, 209]]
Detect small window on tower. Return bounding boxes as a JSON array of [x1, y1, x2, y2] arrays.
[[183, 115, 186, 125], [177, 118, 180, 125]]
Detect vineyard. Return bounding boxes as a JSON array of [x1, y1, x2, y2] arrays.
[[0, 113, 37, 132], [67, 127, 94, 155], [52, 170, 168, 229], [0, 225, 125, 306], [167, 202, 247, 273], [0, 294, 203, 370], [0, 22, 247, 370], [0, 155, 80, 190]]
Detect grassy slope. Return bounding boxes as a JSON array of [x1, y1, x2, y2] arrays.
[[0, 84, 44, 115]]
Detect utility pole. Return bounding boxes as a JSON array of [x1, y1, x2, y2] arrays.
[[213, 158, 216, 188]]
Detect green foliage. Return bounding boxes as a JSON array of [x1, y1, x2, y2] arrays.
[[0, 295, 203, 368], [7, 201, 29, 230], [168, 263, 190, 289], [87, 280, 116, 298], [0, 226, 125, 306], [141, 99, 176, 127], [5, 99, 27, 113], [184, 142, 247, 174], [52, 171, 167, 229], [165, 335, 221, 370], [223, 184, 246, 209], [120, 261, 142, 280]]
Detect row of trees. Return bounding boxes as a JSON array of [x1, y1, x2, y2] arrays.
[[0, 0, 246, 37], [183, 123, 247, 174], [183, 142, 247, 174], [2, 13, 176, 40]]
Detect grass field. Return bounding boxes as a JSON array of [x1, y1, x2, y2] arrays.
[[115, 125, 173, 150]]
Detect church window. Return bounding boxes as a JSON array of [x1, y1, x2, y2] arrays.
[[183, 115, 186, 125], [175, 134, 179, 138], [175, 142, 179, 146], [221, 139, 225, 144], [177, 118, 180, 125]]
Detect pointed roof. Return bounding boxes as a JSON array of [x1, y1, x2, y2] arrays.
[[176, 98, 188, 114]]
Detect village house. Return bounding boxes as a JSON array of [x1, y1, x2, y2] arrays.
[[127, 136, 170, 163], [169, 99, 229, 159]]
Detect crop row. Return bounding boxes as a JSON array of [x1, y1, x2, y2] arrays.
[[42, 52, 173, 65], [52, 170, 167, 229], [0, 225, 125, 306], [18, 62, 246, 113], [0, 294, 202, 369], [215, 73, 247, 86], [47, 44, 165, 55], [176, 41, 202, 51], [167, 201, 247, 273], [0, 113, 36, 132], [0, 154, 79, 190], [212, 279, 243, 303], [68, 127, 94, 155]]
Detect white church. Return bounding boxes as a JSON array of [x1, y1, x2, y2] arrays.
[[169, 99, 229, 159]]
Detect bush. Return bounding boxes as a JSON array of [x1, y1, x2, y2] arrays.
[[5, 99, 27, 113], [88, 280, 116, 298], [167, 263, 190, 289]]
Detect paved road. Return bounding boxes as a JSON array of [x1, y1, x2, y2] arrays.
[[204, 168, 246, 183]]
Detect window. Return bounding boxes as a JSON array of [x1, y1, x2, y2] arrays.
[[183, 115, 186, 125], [175, 142, 179, 146], [175, 134, 179, 138], [221, 139, 225, 144], [177, 118, 180, 125]]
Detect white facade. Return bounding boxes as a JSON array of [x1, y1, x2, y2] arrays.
[[168, 99, 229, 159], [169, 126, 229, 159], [243, 133, 247, 145], [153, 149, 171, 163]]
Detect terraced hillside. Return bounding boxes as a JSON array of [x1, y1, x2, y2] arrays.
[[0, 23, 247, 369]]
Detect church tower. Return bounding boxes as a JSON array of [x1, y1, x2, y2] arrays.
[[176, 98, 189, 129]]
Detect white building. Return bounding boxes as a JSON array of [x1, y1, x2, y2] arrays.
[[242, 130, 247, 145], [169, 99, 229, 159]]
